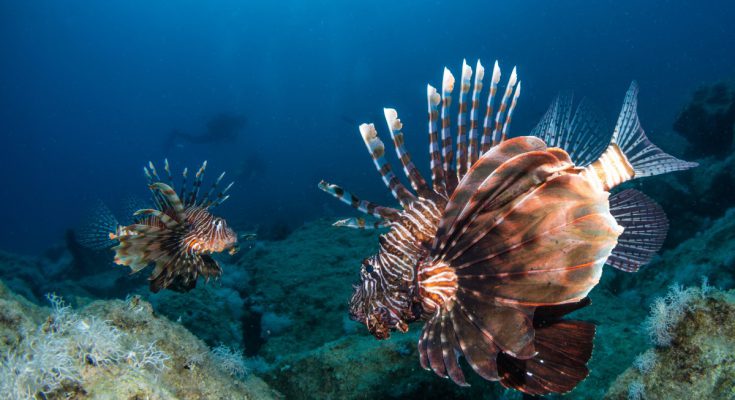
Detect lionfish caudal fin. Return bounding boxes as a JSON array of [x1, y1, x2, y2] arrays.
[[76, 200, 122, 250], [320, 59, 521, 226], [578, 82, 698, 191], [144, 159, 234, 211]]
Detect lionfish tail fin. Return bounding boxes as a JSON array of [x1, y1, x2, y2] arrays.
[[613, 82, 698, 177], [498, 319, 595, 395], [607, 189, 668, 272], [77, 200, 121, 250]]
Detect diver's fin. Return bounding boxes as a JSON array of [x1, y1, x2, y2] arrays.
[[76, 200, 120, 250], [531, 95, 610, 167], [383, 108, 432, 198], [318, 180, 400, 221], [497, 318, 595, 395], [359, 123, 416, 207], [607, 189, 668, 272]]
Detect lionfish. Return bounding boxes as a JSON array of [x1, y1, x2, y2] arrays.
[[319, 59, 696, 394], [81, 160, 238, 293]]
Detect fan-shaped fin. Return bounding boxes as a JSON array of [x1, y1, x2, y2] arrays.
[[448, 303, 500, 380], [497, 319, 595, 395], [607, 189, 668, 272], [439, 307, 468, 386], [150, 253, 222, 293], [451, 174, 620, 305], [433, 136, 548, 255], [454, 294, 535, 357], [438, 147, 574, 262]]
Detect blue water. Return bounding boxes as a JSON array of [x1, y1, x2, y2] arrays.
[[0, 0, 732, 254]]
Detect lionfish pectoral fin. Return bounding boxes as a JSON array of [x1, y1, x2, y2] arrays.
[[148, 182, 186, 221], [497, 319, 595, 396], [149, 252, 222, 293], [607, 189, 668, 272]]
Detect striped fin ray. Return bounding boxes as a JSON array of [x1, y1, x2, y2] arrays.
[[149, 182, 186, 222], [188, 161, 208, 206], [179, 167, 189, 206], [144, 164, 166, 210], [491, 66, 518, 146], [441, 68, 457, 192], [607, 189, 668, 272], [318, 180, 400, 220], [359, 123, 416, 207], [133, 208, 179, 229], [468, 59, 485, 167], [455, 60, 473, 181], [531, 95, 610, 167], [611, 81, 698, 178], [427, 85, 447, 197], [333, 217, 389, 230], [203, 171, 226, 206], [481, 61, 502, 153], [383, 108, 432, 198], [500, 81, 521, 142], [163, 158, 174, 187], [210, 181, 234, 207]]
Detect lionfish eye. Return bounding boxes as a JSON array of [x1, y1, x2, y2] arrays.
[[364, 264, 374, 274]]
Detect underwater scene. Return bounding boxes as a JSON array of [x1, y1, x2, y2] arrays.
[[1, 1, 735, 399]]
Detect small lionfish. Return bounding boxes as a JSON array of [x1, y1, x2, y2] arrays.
[[80, 160, 238, 293], [319, 59, 696, 395]]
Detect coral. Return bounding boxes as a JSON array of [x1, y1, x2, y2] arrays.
[[633, 349, 658, 374], [643, 283, 697, 346], [0, 281, 280, 400], [604, 287, 735, 400], [211, 344, 248, 378], [627, 380, 645, 400]]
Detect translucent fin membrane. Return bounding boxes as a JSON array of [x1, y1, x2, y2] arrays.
[[76, 200, 120, 250], [612, 82, 698, 177], [607, 189, 668, 272], [531, 95, 610, 167]]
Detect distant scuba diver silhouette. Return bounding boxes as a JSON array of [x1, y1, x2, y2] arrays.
[[166, 113, 246, 148]]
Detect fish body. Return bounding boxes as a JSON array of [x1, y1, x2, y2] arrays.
[[320, 59, 696, 395], [82, 160, 237, 293]]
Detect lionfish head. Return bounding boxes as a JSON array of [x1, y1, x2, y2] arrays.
[[348, 255, 413, 340], [198, 214, 238, 254]]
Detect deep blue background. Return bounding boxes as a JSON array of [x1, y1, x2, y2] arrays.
[[1, 0, 733, 253]]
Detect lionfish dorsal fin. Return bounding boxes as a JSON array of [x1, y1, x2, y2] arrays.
[[359, 123, 416, 207], [467, 59, 485, 168], [531, 95, 610, 167], [606, 189, 668, 272], [383, 108, 432, 198], [148, 182, 185, 222], [455, 59, 473, 181]]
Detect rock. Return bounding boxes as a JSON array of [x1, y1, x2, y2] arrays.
[[604, 288, 735, 400], [0, 280, 281, 400], [673, 81, 735, 159]]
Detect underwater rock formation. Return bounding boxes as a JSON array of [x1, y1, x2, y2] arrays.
[[673, 80, 735, 159], [0, 280, 280, 399], [604, 286, 735, 400]]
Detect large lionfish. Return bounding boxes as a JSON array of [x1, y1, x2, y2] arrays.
[[81, 160, 238, 293], [319, 59, 696, 395]]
